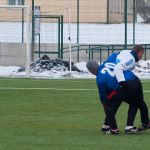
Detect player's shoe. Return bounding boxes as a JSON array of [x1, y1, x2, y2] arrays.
[[125, 127, 140, 134], [104, 128, 119, 135], [101, 125, 110, 132], [138, 122, 150, 131]]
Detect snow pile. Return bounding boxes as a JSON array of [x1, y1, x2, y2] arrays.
[[29, 55, 80, 73], [133, 60, 150, 79], [0, 55, 94, 78], [28, 55, 94, 78], [1, 59, 150, 79], [74, 62, 89, 72]]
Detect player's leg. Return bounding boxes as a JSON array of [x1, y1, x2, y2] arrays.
[[124, 79, 150, 131], [103, 102, 121, 134], [125, 104, 139, 134], [126, 105, 138, 126], [108, 85, 140, 134], [101, 102, 121, 132], [134, 79, 150, 130], [101, 104, 110, 132], [102, 90, 125, 134]]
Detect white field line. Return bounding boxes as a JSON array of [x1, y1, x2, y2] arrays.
[[0, 87, 150, 93], [0, 78, 95, 83], [141, 80, 150, 83], [0, 78, 150, 83], [143, 90, 150, 93], [0, 87, 97, 91]]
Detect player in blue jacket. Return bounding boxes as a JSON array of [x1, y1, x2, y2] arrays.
[[96, 53, 137, 104], [86, 53, 150, 134]]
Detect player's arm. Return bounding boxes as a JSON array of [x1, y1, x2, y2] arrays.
[[114, 51, 135, 82]]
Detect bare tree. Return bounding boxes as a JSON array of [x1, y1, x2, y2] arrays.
[[137, 0, 150, 23]]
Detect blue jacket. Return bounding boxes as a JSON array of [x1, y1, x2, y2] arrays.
[[96, 53, 138, 103]]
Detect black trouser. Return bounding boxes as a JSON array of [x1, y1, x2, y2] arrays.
[[125, 79, 149, 125], [104, 79, 149, 129], [103, 101, 121, 129]]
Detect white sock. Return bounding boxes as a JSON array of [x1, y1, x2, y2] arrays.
[[102, 125, 110, 129]]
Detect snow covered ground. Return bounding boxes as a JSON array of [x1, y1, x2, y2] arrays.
[[0, 62, 93, 79], [1, 60, 150, 79], [0, 22, 150, 79]]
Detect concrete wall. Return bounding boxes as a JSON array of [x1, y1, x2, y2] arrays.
[[1, 43, 150, 66], [0, 43, 26, 66], [34, 43, 109, 63], [0, 43, 95, 66]]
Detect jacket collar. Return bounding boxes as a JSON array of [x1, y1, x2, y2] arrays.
[[130, 50, 139, 62]]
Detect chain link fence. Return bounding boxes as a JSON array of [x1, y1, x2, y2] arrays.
[[29, 0, 150, 62]]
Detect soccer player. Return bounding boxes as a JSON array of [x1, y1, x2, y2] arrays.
[[114, 45, 150, 130], [114, 45, 144, 84], [86, 53, 150, 134]]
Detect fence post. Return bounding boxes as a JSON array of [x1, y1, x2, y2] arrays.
[[124, 0, 128, 49], [133, 0, 136, 45], [77, 0, 79, 44], [58, 17, 61, 58], [100, 48, 102, 64], [61, 15, 63, 59], [77, 46, 79, 62], [92, 50, 94, 59], [38, 34, 40, 58], [144, 45, 146, 60], [107, 0, 109, 23], [108, 45, 110, 57], [21, 0, 24, 43], [88, 46, 91, 60], [32, 0, 35, 60]]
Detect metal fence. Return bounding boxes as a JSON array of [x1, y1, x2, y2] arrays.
[[31, 0, 150, 62]]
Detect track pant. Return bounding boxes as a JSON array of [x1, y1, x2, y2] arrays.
[[104, 79, 149, 129]]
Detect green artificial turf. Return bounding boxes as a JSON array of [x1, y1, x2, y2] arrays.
[[0, 78, 150, 150]]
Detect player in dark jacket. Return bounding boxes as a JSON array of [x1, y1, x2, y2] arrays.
[[86, 53, 150, 134]]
